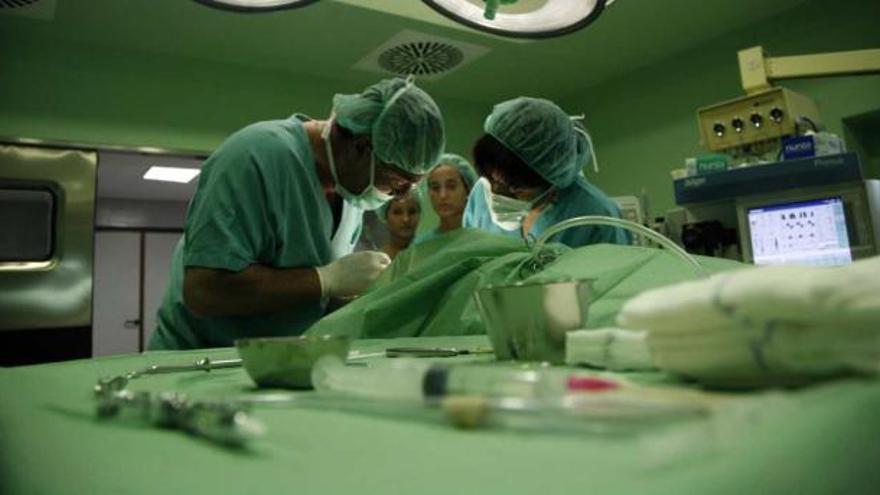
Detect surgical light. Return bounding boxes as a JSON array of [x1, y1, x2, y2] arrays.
[[421, 0, 608, 39], [143, 166, 201, 184], [193, 0, 319, 12]]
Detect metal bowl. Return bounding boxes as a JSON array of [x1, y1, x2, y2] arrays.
[[474, 278, 593, 364], [235, 335, 351, 389]]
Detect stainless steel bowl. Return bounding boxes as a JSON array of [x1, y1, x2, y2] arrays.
[[235, 335, 351, 389], [474, 278, 593, 364]]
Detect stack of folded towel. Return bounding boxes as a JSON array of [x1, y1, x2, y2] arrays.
[[614, 256, 880, 385], [565, 328, 654, 371]]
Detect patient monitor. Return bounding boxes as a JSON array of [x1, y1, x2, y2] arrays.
[[737, 180, 880, 266], [669, 154, 880, 266]]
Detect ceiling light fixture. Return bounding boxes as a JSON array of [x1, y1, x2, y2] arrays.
[[143, 166, 201, 184], [193, 0, 320, 13], [421, 0, 607, 39]]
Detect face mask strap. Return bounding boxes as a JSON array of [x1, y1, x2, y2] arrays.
[[321, 112, 335, 139], [322, 115, 343, 187], [368, 152, 377, 187], [571, 115, 599, 174]]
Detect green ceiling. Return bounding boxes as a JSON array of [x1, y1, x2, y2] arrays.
[[1, 0, 814, 103]]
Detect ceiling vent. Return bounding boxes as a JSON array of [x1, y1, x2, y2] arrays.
[[354, 30, 490, 81], [379, 41, 463, 76], [0, 0, 41, 7], [0, 0, 56, 20]]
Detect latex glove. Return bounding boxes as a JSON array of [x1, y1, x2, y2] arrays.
[[315, 251, 392, 299]]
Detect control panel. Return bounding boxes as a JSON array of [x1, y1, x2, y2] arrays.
[[697, 87, 820, 155]]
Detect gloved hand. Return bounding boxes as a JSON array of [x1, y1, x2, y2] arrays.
[[315, 251, 392, 299]]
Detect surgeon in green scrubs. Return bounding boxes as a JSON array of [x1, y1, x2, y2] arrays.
[[149, 77, 445, 350], [463, 97, 629, 247]]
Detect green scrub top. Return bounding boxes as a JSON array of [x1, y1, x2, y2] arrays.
[[149, 116, 362, 350]]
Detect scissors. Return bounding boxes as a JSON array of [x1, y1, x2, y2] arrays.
[[385, 347, 495, 358]]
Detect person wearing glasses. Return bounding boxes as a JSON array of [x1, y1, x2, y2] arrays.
[[150, 77, 445, 350], [464, 97, 629, 247]]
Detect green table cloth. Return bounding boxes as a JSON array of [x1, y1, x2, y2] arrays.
[[2, 335, 879, 494]]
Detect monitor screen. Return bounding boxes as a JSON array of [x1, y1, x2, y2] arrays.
[[747, 197, 852, 266]]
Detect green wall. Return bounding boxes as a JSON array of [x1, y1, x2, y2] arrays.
[[0, 37, 486, 156], [563, 0, 880, 217], [0, 29, 487, 235]]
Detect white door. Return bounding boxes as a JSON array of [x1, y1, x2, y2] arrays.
[[142, 232, 181, 349], [92, 231, 141, 356]]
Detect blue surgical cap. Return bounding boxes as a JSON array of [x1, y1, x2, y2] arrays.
[[484, 97, 591, 188], [333, 77, 446, 175], [430, 153, 478, 191]]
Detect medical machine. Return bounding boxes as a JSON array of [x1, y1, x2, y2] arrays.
[[668, 152, 880, 265], [610, 195, 648, 245], [697, 87, 822, 160], [611, 196, 644, 225], [736, 181, 880, 266], [666, 45, 880, 265], [696, 45, 880, 162]]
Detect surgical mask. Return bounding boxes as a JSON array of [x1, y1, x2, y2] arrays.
[[479, 177, 554, 231], [321, 116, 393, 211]]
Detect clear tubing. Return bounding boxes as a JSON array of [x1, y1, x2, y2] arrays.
[[531, 216, 707, 278]]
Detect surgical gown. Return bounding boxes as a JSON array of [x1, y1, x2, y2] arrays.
[[149, 116, 362, 350], [463, 175, 630, 247], [412, 227, 451, 246]]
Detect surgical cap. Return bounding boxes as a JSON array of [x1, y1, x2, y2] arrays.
[[333, 77, 446, 175], [484, 97, 591, 188], [431, 153, 478, 190], [378, 188, 421, 223]]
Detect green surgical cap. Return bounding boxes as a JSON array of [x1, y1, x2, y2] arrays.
[[431, 153, 478, 190], [378, 188, 422, 223], [333, 77, 446, 175], [484, 97, 591, 188]]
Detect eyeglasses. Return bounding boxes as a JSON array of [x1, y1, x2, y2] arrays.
[[375, 160, 424, 197], [488, 181, 513, 197], [487, 172, 549, 202], [487, 172, 529, 197]]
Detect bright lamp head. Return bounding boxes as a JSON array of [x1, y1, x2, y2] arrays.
[[422, 0, 607, 39], [193, 0, 320, 12]]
